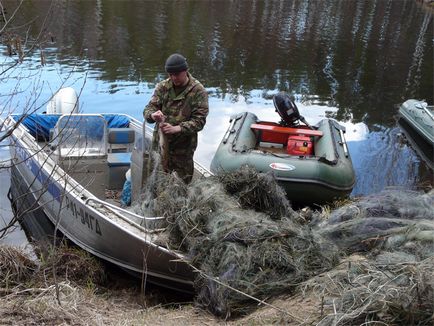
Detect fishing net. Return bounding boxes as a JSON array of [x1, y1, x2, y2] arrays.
[[317, 189, 434, 256], [302, 252, 433, 325], [304, 189, 434, 325], [132, 154, 433, 320], [216, 165, 294, 220], [133, 158, 339, 318]]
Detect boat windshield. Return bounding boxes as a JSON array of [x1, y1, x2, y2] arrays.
[[54, 114, 107, 157]]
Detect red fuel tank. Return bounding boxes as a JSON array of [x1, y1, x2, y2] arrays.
[[287, 135, 313, 155]]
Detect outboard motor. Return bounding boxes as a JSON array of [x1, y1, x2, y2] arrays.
[[273, 92, 314, 129], [46, 87, 79, 114], [273, 92, 300, 126]]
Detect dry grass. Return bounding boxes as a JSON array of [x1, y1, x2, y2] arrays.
[[0, 244, 221, 325], [0, 246, 37, 288], [1, 244, 433, 325], [0, 281, 142, 325], [0, 244, 328, 325], [42, 244, 107, 286]]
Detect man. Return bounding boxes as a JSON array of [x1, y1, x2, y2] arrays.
[[143, 53, 209, 183]]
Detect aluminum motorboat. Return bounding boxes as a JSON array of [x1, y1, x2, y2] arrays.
[[2, 88, 211, 292]]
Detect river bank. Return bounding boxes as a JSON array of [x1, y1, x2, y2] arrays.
[[1, 187, 432, 325], [1, 242, 432, 325]]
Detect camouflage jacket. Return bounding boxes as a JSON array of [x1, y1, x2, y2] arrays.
[[143, 73, 209, 156]]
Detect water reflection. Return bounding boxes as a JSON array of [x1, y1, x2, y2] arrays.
[[0, 147, 28, 247], [405, 10, 432, 98], [2, 1, 432, 119], [0, 0, 432, 198], [350, 127, 424, 196]]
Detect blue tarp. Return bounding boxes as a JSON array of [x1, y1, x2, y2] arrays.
[[12, 114, 131, 141], [120, 179, 131, 207], [103, 115, 131, 129]]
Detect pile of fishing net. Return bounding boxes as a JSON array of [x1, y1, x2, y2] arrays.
[[133, 158, 433, 321], [317, 189, 434, 256], [306, 189, 434, 325], [133, 164, 339, 317], [303, 253, 433, 325]]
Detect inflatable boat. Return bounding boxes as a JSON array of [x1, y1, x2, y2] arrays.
[[211, 93, 356, 205], [398, 99, 434, 169], [398, 99, 434, 147]]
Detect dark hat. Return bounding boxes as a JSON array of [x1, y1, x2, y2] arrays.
[[165, 53, 188, 73]]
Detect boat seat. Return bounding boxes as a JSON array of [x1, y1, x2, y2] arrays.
[[108, 128, 135, 152], [251, 123, 323, 137], [107, 128, 135, 189], [108, 152, 132, 167]]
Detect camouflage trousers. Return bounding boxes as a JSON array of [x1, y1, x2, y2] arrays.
[[166, 154, 194, 184]]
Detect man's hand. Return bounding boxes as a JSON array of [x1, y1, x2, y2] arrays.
[[160, 123, 181, 134], [151, 110, 166, 123]]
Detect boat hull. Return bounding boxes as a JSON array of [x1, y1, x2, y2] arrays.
[[398, 118, 434, 170], [5, 114, 195, 293], [399, 99, 434, 147], [211, 112, 356, 205]]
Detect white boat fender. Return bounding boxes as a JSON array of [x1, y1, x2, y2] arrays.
[[46, 87, 79, 114], [125, 168, 131, 181]]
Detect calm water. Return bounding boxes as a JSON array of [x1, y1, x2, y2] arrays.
[[0, 0, 433, 244]]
